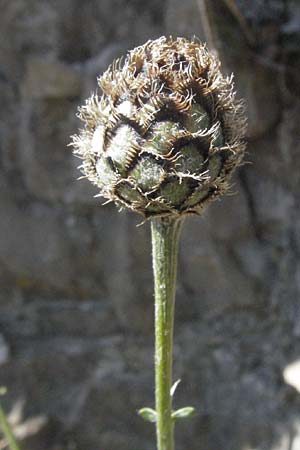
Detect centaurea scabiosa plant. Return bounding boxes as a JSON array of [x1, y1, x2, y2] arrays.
[[71, 36, 246, 450]]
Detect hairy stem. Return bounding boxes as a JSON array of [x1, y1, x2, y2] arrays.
[[151, 216, 183, 450]]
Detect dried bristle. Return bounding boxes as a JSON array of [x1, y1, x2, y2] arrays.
[[71, 36, 247, 218]]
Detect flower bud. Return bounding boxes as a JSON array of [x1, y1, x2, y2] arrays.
[[72, 36, 246, 218]]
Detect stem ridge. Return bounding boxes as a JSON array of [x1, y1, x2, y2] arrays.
[[151, 217, 183, 450]]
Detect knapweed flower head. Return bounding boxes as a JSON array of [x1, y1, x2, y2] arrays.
[[72, 36, 246, 218]]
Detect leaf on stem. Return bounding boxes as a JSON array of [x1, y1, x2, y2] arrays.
[[171, 406, 196, 420], [137, 407, 157, 423]]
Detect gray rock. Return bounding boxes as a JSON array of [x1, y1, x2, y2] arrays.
[[0, 188, 72, 293], [22, 58, 82, 99], [180, 209, 257, 317], [237, 62, 281, 139], [165, 0, 206, 37], [98, 211, 154, 334]]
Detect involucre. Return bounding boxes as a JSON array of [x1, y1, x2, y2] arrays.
[[72, 36, 246, 218]]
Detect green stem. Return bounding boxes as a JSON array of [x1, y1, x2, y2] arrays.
[[151, 216, 183, 450], [0, 401, 21, 450]]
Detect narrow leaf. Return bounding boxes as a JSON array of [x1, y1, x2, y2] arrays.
[[172, 406, 196, 420], [0, 401, 22, 450], [138, 407, 157, 423]]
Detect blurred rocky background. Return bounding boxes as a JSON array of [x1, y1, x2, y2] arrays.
[[1, 0, 300, 449]]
